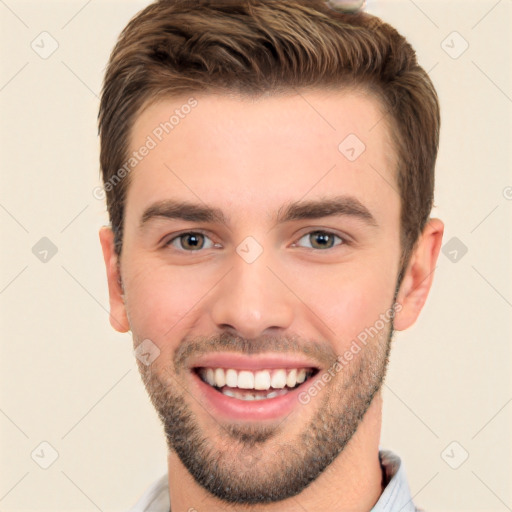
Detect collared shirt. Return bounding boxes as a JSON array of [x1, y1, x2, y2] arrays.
[[128, 448, 422, 512]]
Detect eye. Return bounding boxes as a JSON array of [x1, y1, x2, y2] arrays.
[[294, 230, 344, 250], [164, 232, 217, 251]]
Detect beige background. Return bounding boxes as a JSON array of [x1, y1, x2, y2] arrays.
[[1, 0, 511, 510]]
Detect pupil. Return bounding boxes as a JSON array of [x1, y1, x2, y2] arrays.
[[312, 231, 332, 249], [184, 234, 203, 250]]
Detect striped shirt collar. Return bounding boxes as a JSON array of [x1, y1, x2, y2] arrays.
[[371, 449, 421, 512]]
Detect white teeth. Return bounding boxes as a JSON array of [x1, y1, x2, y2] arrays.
[[270, 369, 287, 389], [238, 370, 255, 389], [254, 370, 271, 390], [225, 368, 238, 387], [205, 368, 215, 386], [214, 368, 226, 387], [199, 367, 314, 391], [221, 388, 288, 400], [286, 369, 297, 388]]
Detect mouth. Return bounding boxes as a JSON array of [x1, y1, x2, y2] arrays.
[[194, 366, 319, 401], [188, 353, 322, 421]]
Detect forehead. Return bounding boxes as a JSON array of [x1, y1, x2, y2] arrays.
[[125, 89, 399, 227]]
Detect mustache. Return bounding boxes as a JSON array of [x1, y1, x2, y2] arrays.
[[172, 331, 339, 372]]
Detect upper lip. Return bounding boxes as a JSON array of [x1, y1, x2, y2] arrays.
[[189, 352, 320, 371]]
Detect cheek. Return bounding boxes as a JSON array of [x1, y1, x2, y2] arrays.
[[336, 288, 394, 344], [299, 258, 398, 347], [123, 258, 207, 341]]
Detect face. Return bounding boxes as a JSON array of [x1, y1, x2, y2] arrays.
[[102, 89, 417, 504]]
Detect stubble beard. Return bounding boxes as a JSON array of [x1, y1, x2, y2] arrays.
[[135, 312, 395, 505]]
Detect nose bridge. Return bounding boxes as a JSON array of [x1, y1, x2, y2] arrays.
[[209, 243, 294, 339]]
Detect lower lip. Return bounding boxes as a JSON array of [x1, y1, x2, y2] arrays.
[[191, 370, 309, 421]]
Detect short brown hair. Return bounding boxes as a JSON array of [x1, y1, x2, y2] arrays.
[[98, 0, 440, 271]]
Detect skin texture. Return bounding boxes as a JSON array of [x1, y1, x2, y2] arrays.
[[100, 90, 444, 511]]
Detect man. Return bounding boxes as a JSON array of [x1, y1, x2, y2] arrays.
[[98, 0, 444, 510]]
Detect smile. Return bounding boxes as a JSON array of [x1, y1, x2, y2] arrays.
[[195, 367, 318, 401]]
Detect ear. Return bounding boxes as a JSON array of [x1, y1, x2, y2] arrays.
[[99, 226, 130, 333], [394, 218, 444, 331]]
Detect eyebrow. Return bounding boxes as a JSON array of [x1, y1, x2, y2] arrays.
[[139, 195, 378, 229], [276, 196, 378, 227], [140, 200, 227, 227]]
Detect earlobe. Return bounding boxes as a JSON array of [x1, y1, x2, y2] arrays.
[[99, 226, 130, 333], [394, 218, 444, 331]]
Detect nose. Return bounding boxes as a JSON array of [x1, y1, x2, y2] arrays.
[[209, 249, 294, 340]]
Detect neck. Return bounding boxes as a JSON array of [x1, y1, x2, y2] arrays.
[[167, 392, 384, 512]]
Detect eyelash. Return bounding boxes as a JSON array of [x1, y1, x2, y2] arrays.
[[163, 230, 348, 252]]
